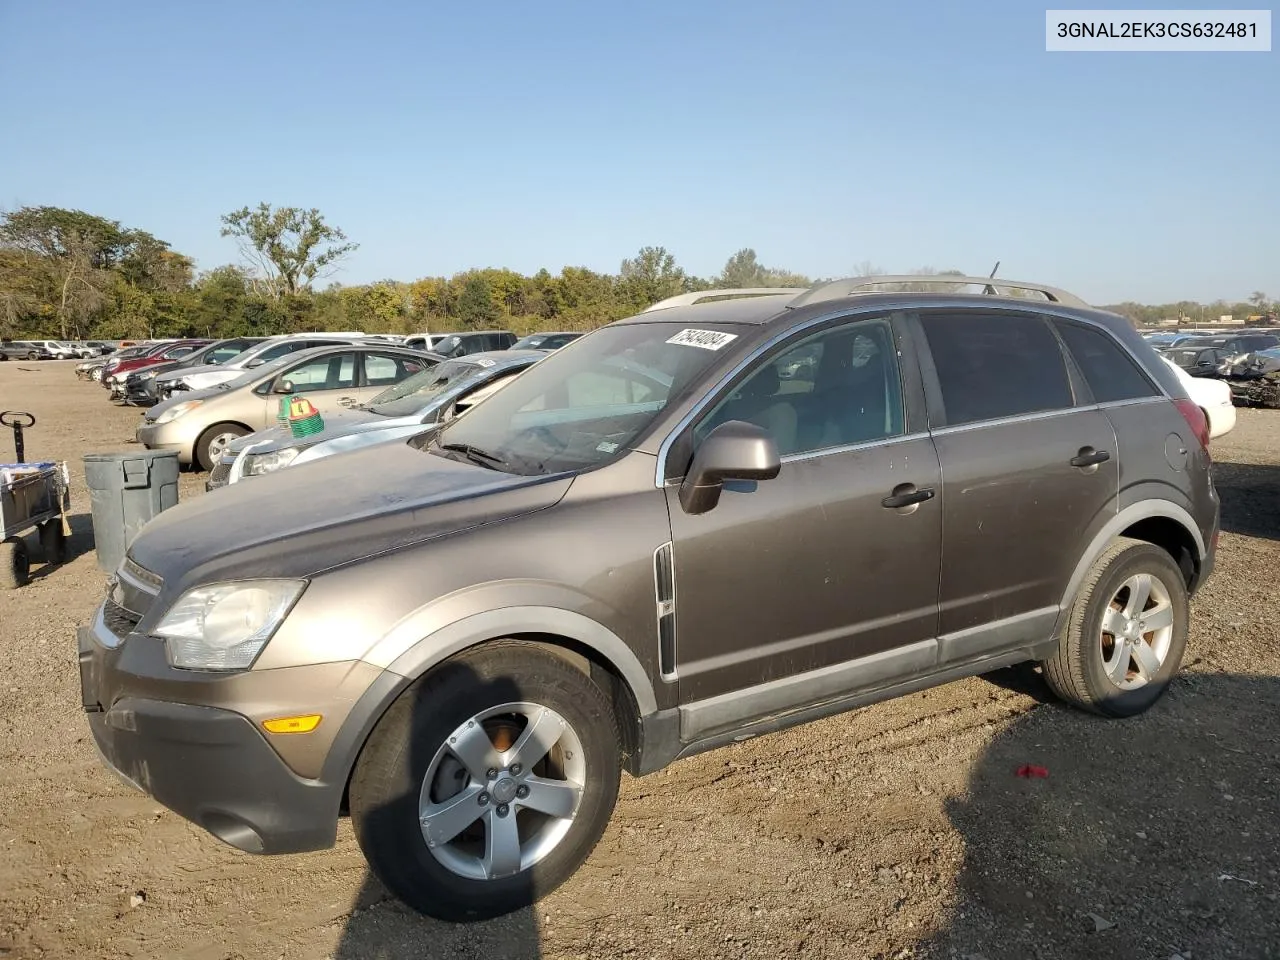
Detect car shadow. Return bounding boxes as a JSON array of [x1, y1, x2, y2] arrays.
[[1211, 460, 1280, 542], [27, 512, 96, 582], [332, 664, 543, 960], [918, 672, 1280, 960]]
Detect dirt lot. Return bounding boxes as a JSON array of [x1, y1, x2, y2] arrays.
[[2, 361, 1278, 960]]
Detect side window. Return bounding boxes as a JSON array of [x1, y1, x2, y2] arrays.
[[208, 345, 244, 364], [1054, 322, 1157, 403], [696, 318, 904, 457], [364, 353, 423, 386], [920, 313, 1073, 426], [167, 346, 194, 358], [259, 343, 297, 362], [283, 352, 356, 390]]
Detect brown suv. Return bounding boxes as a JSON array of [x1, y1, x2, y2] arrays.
[[78, 277, 1218, 922]]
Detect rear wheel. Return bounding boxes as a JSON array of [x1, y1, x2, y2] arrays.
[[1043, 537, 1189, 717], [349, 641, 621, 922], [26, 351, 39, 361], [39, 521, 68, 565], [195, 423, 248, 472], [0, 537, 30, 589]]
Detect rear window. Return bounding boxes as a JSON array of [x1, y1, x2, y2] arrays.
[[920, 312, 1073, 426], [1054, 322, 1158, 403]]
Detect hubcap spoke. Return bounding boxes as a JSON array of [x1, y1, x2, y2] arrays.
[[503, 707, 565, 771], [1131, 638, 1162, 680], [518, 776, 582, 819], [448, 721, 503, 782], [1107, 639, 1131, 684], [420, 784, 485, 845], [1102, 607, 1129, 637], [1143, 603, 1175, 632], [1124, 574, 1152, 618], [483, 809, 523, 879]]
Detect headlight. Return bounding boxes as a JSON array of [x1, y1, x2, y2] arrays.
[[242, 447, 300, 477], [139, 370, 157, 381], [153, 399, 203, 424], [154, 580, 306, 670]]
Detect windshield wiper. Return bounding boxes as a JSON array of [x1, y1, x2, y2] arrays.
[[437, 440, 507, 470]]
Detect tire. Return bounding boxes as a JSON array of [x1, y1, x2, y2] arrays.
[[26, 352, 39, 361], [0, 537, 30, 589], [1042, 536, 1189, 718], [349, 641, 622, 922], [39, 521, 68, 565], [194, 423, 248, 472]]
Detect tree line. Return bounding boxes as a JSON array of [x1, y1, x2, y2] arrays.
[[0, 203, 1271, 342]]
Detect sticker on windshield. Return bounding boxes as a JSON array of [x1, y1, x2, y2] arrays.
[[474, 357, 496, 367], [666, 329, 738, 351], [596, 440, 619, 454]]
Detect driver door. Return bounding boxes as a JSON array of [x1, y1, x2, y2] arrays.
[[665, 315, 942, 733]]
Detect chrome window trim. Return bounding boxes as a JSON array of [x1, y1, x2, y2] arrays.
[[779, 431, 930, 465], [929, 405, 1083, 437]]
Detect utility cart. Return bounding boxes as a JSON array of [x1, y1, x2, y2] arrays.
[[0, 411, 71, 588]]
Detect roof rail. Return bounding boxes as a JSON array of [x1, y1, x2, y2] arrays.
[[642, 287, 810, 313], [787, 275, 1090, 309]]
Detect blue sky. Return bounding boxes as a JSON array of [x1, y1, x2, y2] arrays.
[[0, 1, 1275, 303]]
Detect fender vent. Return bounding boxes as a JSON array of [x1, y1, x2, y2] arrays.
[[654, 542, 677, 680]]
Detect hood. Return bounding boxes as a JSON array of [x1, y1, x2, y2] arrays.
[[228, 407, 387, 457], [128, 440, 574, 592]]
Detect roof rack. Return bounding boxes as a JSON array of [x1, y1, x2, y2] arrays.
[[641, 288, 810, 313], [786, 275, 1090, 309]]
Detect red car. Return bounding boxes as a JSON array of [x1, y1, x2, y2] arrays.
[[102, 340, 212, 395]]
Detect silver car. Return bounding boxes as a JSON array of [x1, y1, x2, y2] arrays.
[[138, 344, 437, 469], [153, 334, 372, 397], [207, 351, 543, 488]]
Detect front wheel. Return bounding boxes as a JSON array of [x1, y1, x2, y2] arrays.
[[349, 641, 621, 922], [194, 423, 248, 472], [0, 537, 30, 589], [1042, 537, 1189, 717]]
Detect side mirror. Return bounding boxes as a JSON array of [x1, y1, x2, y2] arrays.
[[678, 420, 781, 516], [274, 380, 296, 395]]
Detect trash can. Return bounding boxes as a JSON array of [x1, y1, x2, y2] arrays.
[[83, 450, 180, 573]]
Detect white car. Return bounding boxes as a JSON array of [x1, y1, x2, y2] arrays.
[[1162, 356, 1235, 439]]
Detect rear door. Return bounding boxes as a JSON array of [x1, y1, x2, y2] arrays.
[[915, 309, 1119, 663]]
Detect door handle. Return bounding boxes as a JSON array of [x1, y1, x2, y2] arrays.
[[1070, 448, 1111, 468], [881, 484, 935, 510]]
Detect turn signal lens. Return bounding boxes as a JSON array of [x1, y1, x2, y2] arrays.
[[262, 714, 322, 734]]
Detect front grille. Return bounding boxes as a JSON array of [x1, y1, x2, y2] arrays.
[[103, 597, 142, 638], [208, 460, 232, 488]]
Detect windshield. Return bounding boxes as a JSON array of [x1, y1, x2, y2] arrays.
[[429, 321, 742, 476], [220, 354, 293, 389], [368, 359, 481, 416]]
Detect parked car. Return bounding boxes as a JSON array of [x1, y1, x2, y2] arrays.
[[0, 341, 53, 361], [77, 344, 150, 380], [104, 340, 213, 398], [1161, 333, 1280, 376], [1161, 355, 1235, 438], [508, 331, 583, 352], [31, 340, 82, 359], [138, 343, 437, 469], [120, 337, 268, 406], [81, 276, 1218, 923], [1221, 346, 1280, 408], [154, 334, 371, 398], [429, 330, 517, 358], [207, 350, 540, 489], [403, 334, 452, 352]]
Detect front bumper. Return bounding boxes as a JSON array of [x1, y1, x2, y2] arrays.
[[136, 420, 194, 463], [77, 615, 351, 855]]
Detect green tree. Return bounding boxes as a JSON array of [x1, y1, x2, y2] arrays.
[[717, 248, 810, 289], [220, 203, 358, 298], [618, 245, 687, 309], [456, 274, 500, 328]]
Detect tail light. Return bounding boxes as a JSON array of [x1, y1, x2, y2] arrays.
[[1173, 398, 1211, 452]]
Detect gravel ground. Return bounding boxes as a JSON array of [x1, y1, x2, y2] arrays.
[[1, 361, 1278, 960]]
